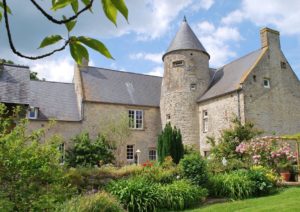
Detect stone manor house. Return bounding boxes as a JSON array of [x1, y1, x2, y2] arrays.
[[1, 19, 300, 164]]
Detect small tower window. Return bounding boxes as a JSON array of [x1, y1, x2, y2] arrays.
[[190, 83, 197, 91], [173, 60, 184, 67], [263, 78, 270, 88], [281, 61, 287, 69], [253, 75, 257, 82], [166, 114, 171, 120]]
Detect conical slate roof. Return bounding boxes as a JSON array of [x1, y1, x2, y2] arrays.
[[163, 17, 209, 60]]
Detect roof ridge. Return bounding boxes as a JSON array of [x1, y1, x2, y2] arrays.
[[2, 63, 29, 69], [30, 80, 74, 85], [81, 66, 163, 78]]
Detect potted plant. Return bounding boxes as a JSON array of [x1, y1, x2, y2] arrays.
[[271, 143, 296, 182]]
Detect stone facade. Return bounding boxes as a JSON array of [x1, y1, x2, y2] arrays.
[[243, 29, 300, 136], [198, 92, 245, 155], [28, 102, 161, 164], [161, 50, 210, 147]]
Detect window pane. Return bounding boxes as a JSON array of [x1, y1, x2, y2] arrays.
[[127, 145, 134, 160], [149, 149, 156, 160], [128, 110, 135, 128]]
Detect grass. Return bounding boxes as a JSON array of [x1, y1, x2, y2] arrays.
[[185, 187, 300, 212]]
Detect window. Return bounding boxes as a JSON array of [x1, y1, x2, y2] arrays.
[[203, 110, 208, 133], [58, 143, 65, 164], [263, 78, 270, 88], [281, 61, 287, 69], [172, 60, 184, 67], [127, 145, 134, 160], [27, 107, 38, 119], [166, 114, 171, 120], [190, 83, 197, 91], [129, 110, 143, 129], [149, 149, 157, 161]]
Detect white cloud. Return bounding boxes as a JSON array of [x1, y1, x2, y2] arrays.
[[129, 52, 163, 64], [222, 0, 300, 35], [194, 22, 242, 67], [146, 66, 164, 77], [24, 57, 74, 82], [221, 10, 244, 25], [191, 0, 215, 11]]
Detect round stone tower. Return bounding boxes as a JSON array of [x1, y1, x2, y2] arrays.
[[160, 17, 210, 147]]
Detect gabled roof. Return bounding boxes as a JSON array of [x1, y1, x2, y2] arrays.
[[163, 17, 209, 60], [80, 67, 162, 107], [198, 48, 266, 102], [29, 81, 80, 121], [0, 64, 30, 105]]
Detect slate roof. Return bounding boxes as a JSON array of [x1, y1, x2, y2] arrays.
[[0, 64, 30, 105], [80, 66, 162, 107], [163, 18, 209, 60], [198, 49, 264, 102], [29, 81, 80, 121]]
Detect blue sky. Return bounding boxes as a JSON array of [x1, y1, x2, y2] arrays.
[[1, 0, 300, 82]]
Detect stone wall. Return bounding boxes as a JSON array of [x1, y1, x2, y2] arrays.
[[82, 102, 161, 164], [198, 92, 245, 155], [28, 102, 161, 165], [243, 46, 300, 136], [161, 50, 210, 147]]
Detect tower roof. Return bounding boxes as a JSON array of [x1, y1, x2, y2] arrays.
[[163, 17, 209, 60]]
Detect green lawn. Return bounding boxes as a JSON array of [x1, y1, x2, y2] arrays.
[[185, 187, 300, 212]]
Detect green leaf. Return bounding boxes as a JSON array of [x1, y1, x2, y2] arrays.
[[71, 0, 79, 13], [81, 0, 93, 12], [38, 35, 63, 49], [111, 0, 128, 21], [102, 0, 117, 26], [52, 0, 74, 11], [63, 15, 76, 32], [0, 1, 12, 14], [0, 12, 2, 22], [77, 36, 113, 59], [70, 42, 89, 65]]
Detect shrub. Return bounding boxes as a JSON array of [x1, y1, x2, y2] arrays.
[[157, 123, 184, 164], [139, 163, 179, 184], [160, 180, 208, 210], [179, 153, 209, 187], [0, 104, 75, 211], [107, 177, 162, 212], [57, 191, 124, 212], [66, 132, 115, 167], [210, 170, 255, 199], [248, 166, 278, 196], [65, 165, 143, 193]]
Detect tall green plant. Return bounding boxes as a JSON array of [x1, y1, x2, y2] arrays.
[[157, 123, 184, 164]]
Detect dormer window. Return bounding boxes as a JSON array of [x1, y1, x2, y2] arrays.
[[173, 60, 184, 67], [263, 78, 270, 88], [28, 107, 39, 119]]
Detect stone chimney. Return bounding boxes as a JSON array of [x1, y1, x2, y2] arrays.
[[81, 58, 89, 66], [260, 27, 280, 49]]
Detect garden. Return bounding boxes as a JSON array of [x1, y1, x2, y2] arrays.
[[0, 104, 299, 211]]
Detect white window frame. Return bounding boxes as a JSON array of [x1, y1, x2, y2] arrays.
[[128, 110, 144, 129], [263, 78, 270, 88], [203, 110, 208, 133], [149, 149, 157, 161], [27, 107, 38, 119], [58, 143, 65, 164], [127, 145, 134, 161]]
